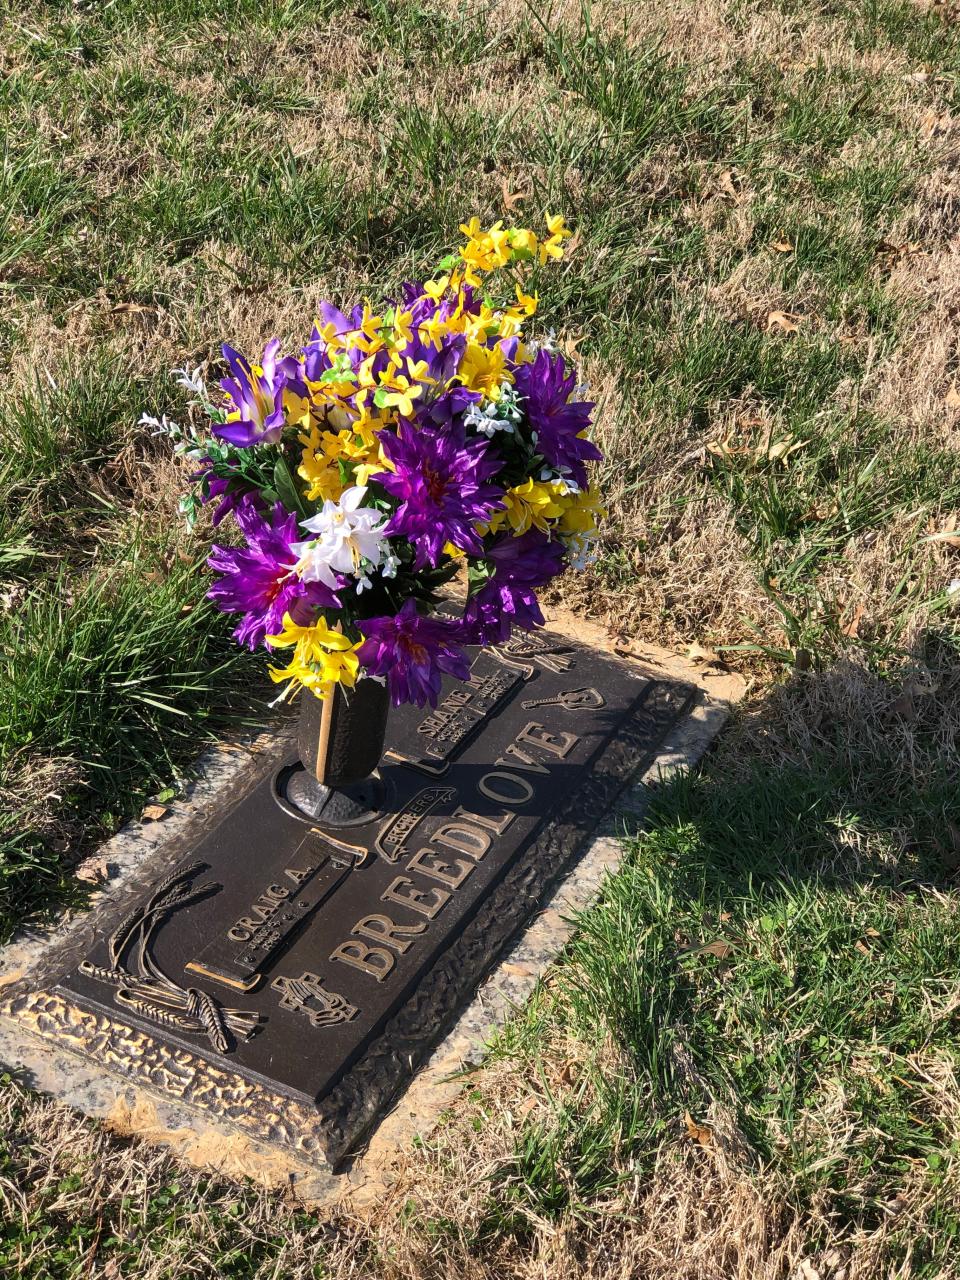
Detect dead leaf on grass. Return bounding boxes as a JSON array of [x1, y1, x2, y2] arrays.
[[111, 301, 158, 315], [794, 1262, 822, 1280], [920, 108, 952, 139], [771, 238, 794, 253], [717, 168, 744, 200], [686, 940, 736, 960], [683, 1110, 713, 1146], [766, 310, 801, 334], [500, 178, 527, 211], [841, 602, 865, 638], [766, 436, 808, 461], [924, 514, 960, 545], [888, 690, 917, 721], [946, 384, 960, 409], [559, 332, 585, 359], [706, 435, 752, 458], [74, 857, 108, 885], [140, 803, 169, 822]]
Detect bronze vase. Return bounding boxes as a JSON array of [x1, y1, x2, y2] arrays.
[[284, 679, 390, 824], [298, 678, 390, 787]]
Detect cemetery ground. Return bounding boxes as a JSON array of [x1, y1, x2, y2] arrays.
[[1, 0, 960, 1274]]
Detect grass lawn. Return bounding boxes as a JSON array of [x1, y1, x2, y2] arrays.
[[2, 0, 960, 1275]]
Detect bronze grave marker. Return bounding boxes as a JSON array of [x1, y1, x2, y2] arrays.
[[3, 636, 694, 1165]]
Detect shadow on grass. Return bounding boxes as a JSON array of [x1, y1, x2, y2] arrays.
[[478, 640, 960, 1268]]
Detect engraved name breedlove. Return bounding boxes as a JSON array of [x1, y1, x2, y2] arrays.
[[329, 721, 579, 982]]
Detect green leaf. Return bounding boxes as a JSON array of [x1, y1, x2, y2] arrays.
[[273, 457, 304, 517]]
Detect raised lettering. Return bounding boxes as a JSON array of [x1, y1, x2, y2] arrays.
[[516, 721, 578, 758], [495, 743, 549, 775], [329, 939, 395, 981], [381, 876, 450, 919], [284, 865, 314, 886], [352, 913, 427, 955], [453, 805, 515, 835], [430, 821, 492, 860], [407, 846, 475, 889], [477, 771, 534, 805]]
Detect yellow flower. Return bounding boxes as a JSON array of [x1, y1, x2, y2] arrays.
[[423, 274, 452, 301], [539, 212, 572, 264], [420, 310, 451, 350], [299, 426, 345, 503], [267, 616, 361, 697], [459, 218, 513, 285], [488, 478, 570, 536], [392, 310, 415, 347], [508, 227, 539, 258], [492, 310, 523, 340], [282, 388, 312, 429], [378, 374, 422, 418], [405, 356, 435, 384], [298, 422, 385, 502], [458, 340, 508, 397], [360, 304, 382, 340], [545, 212, 571, 239], [514, 283, 538, 315], [558, 484, 606, 535]]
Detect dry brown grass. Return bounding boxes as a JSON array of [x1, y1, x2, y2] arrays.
[[2, 0, 960, 1274]]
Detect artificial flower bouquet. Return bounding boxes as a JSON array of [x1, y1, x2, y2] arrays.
[[168, 217, 604, 710]]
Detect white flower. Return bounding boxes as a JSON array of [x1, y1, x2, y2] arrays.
[[564, 530, 600, 571], [464, 384, 524, 438], [172, 364, 206, 396], [539, 466, 581, 496], [293, 486, 388, 587], [139, 412, 177, 434], [380, 551, 400, 579], [526, 329, 558, 357]]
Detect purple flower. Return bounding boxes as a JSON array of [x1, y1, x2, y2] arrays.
[[192, 462, 264, 527], [357, 599, 471, 708], [304, 303, 367, 378], [460, 529, 566, 645], [375, 420, 504, 568], [513, 350, 601, 488], [213, 340, 303, 448], [207, 501, 340, 649]]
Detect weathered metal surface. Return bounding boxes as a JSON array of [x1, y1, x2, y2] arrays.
[[298, 677, 390, 787], [2, 637, 695, 1165]]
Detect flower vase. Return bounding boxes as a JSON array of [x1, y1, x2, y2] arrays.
[[284, 679, 390, 825]]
